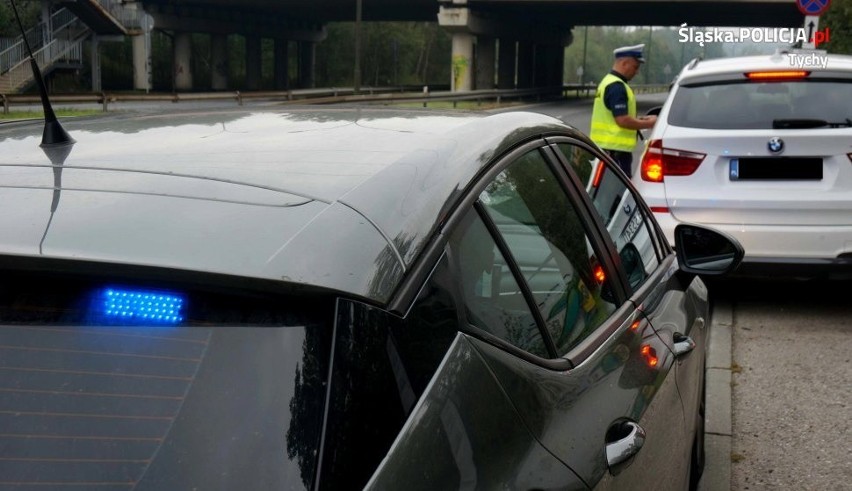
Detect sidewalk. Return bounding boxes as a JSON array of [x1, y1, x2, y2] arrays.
[[698, 300, 733, 491]]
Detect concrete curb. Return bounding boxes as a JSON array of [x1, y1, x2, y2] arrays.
[[698, 300, 733, 491]]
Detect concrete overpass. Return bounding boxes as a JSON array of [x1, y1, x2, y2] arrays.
[[110, 1, 807, 91], [137, 0, 803, 25]]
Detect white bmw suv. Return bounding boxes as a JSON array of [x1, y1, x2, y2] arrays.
[[635, 50, 852, 277]]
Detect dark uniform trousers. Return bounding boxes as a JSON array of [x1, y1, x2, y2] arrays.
[[604, 149, 633, 178]]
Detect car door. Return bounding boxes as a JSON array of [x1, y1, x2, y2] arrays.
[[443, 141, 689, 489], [560, 138, 711, 474], [361, 252, 587, 491], [552, 139, 704, 485]]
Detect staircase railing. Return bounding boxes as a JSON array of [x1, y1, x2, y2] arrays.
[[0, 24, 90, 94], [0, 38, 16, 53], [0, 7, 80, 75], [0, 1, 144, 93]]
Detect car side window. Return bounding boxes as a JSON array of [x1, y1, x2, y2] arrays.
[[557, 143, 661, 292], [448, 210, 549, 358], [476, 149, 617, 355]]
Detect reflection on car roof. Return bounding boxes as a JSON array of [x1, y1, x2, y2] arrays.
[[0, 108, 573, 303]]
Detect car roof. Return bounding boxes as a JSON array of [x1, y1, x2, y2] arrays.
[[0, 107, 577, 304], [675, 51, 852, 82]]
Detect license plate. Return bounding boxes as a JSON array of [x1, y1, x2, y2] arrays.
[[729, 157, 822, 180]]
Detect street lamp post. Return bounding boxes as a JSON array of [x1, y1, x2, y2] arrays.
[[581, 26, 588, 86], [354, 0, 362, 94], [646, 26, 652, 84]]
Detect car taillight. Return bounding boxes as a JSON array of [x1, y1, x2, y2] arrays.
[[745, 70, 809, 80], [640, 139, 706, 182], [641, 140, 664, 182]]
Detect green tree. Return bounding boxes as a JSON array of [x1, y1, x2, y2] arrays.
[[316, 22, 450, 87], [0, 0, 39, 38], [564, 26, 724, 88], [99, 38, 133, 90], [823, 0, 852, 54]]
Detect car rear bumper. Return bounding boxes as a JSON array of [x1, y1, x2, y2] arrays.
[[651, 212, 852, 276]]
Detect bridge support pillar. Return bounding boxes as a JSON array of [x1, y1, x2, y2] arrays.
[[211, 34, 229, 90], [517, 42, 533, 88], [298, 41, 315, 89], [174, 32, 193, 91], [439, 5, 570, 91], [551, 45, 565, 86], [274, 39, 289, 90], [132, 34, 151, 91], [41, 0, 52, 57], [451, 33, 474, 91], [535, 44, 561, 87], [246, 35, 262, 91], [497, 39, 516, 89], [476, 36, 495, 90]]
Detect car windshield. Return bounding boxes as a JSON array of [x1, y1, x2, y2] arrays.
[[667, 80, 852, 129]]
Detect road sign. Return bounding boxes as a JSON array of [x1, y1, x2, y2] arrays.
[[797, 0, 830, 16], [803, 15, 820, 48]]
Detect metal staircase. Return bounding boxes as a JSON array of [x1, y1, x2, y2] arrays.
[[0, 1, 144, 94], [59, 0, 145, 36]]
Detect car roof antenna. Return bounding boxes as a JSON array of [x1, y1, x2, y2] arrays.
[[10, 0, 76, 148]]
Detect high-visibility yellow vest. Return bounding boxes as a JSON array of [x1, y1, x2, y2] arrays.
[[590, 73, 637, 152]]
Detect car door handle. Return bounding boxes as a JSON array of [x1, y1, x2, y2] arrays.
[[673, 333, 696, 357], [605, 421, 646, 469]]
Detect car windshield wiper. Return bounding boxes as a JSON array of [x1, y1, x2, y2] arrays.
[[772, 118, 852, 129]]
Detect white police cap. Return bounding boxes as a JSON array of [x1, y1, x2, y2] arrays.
[[613, 44, 645, 63]]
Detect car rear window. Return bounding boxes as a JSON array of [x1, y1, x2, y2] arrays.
[[667, 80, 852, 129], [0, 267, 334, 490]]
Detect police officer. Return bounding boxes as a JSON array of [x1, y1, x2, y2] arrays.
[[590, 44, 657, 178]]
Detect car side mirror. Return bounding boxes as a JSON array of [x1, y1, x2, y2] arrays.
[[674, 224, 744, 276], [645, 106, 662, 117]]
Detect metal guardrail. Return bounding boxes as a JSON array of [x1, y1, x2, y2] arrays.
[[0, 84, 670, 115], [630, 84, 672, 94], [561, 82, 671, 96]]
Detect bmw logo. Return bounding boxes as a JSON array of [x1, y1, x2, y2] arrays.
[[768, 137, 784, 154]]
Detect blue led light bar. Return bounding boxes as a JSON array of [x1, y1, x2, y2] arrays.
[[99, 288, 186, 324]]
